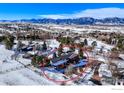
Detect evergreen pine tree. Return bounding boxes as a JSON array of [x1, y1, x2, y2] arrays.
[[84, 38, 88, 45], [4, 35, 14, 50], [58, 44, 63, 56], [79, 49, 84, 59], [42, 41, 47, 51], [91, 41, 97, 49]]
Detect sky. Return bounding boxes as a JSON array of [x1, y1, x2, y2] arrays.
[[0, 3, 124, 20]]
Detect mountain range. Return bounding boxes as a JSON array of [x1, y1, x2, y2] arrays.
[[1, 17, 124, 25]]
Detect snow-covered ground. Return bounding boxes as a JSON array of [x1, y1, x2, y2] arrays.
[[0, 35, 123, 85], [0, 45, 14, 62], [0, 45, 22, 72], [44, 24, 124, 34], [0, 44, 56, 85], [86, 38, 114, 50], [0, 68, 55, 85]]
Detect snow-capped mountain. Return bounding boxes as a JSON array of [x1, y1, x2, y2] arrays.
[[1, 17, 124, 25]]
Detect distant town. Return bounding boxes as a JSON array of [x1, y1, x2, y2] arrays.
[[0, 21, 124, 85]]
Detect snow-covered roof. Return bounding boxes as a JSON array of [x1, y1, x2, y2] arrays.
[[47, 39, 60, 48], [27, 51, 38, 55], [97, 57, 106, 62], [119, 54, 124, 60]]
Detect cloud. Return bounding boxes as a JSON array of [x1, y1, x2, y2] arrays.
[[39, 15, 67, 19], [39, 8, 124, 19]]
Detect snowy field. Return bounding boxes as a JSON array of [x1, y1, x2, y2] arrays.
[[0, 45, 14, 62], [44, 24, 124, 34], [0, 44, 56, 85], [0, 68, 55, 85], [86, 38, 114, 50]]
